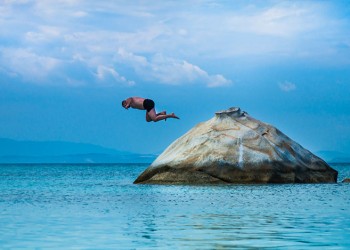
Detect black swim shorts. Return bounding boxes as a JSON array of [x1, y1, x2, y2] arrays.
[[143, 99, 155, 112]]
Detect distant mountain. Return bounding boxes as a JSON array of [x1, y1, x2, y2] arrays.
[[315, 150, 350, 163], [1, 138, 347, 164], [0, 138, 156, 163]]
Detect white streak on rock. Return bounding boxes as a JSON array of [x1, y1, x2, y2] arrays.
[[238, 137, 244, 168]]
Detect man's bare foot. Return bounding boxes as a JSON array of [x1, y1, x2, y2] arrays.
[[170, 113, 180, 119]]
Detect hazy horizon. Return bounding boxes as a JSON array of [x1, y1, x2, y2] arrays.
[[0, 137, 349, 164]]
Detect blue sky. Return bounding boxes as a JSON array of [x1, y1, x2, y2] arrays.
[[0, 0, 350, 155]]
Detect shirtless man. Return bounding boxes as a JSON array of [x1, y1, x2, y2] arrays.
[[122, 97, 179, 122]]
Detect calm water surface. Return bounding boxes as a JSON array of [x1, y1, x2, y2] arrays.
[[0, 164, 349, 249]]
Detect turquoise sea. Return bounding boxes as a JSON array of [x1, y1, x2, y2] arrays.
[[0, 163, 349, 249]]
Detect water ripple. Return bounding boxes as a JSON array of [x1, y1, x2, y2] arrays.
[[0, 164, 349, 249]]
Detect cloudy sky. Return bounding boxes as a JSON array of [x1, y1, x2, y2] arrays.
[[0, 0, 350, 155]]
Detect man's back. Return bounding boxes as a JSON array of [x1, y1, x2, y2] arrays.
[[128, 97, 145, 110]]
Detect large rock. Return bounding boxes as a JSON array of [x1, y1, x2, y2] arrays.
[[342, 178, 350, 183], [134, 107, 338, 184]]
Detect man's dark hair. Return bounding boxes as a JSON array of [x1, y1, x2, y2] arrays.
[[122, 100, 126, 107]]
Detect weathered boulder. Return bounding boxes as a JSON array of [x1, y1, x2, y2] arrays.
[[134, 107, 338, 184], [342, 178, 350, 183]]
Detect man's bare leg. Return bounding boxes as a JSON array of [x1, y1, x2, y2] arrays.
[[156, 111, 167, 121], [148, 109, 179, 122], [146, 112, 152, 122], [147, 110, 166, 122], [153, 113, 179, 122]]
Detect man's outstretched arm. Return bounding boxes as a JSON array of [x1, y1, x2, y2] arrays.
[[124, 98, 132, 109]]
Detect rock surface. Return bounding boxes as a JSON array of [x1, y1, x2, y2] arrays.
[[342, 178, 350, 183], [134, 107, 338, 184]]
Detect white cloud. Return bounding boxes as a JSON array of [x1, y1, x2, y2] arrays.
[[207, 74, 231, 88], [0, 47, 60, 82], [0, 1, 349, 86], [156, 2, 350, 61], [116, 49, 231, 87], [3, 0, 31, 4], [25, 25, 63, 43], [72, 11, 87, 17], [244, 6, 314, 37], [279, 81, 296, 92], [95, 65, 135, 86]]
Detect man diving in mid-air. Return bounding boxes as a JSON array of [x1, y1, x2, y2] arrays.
[[122, 97, 179, 122]]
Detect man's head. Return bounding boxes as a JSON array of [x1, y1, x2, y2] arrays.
[[122, 100, 126, 108]]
